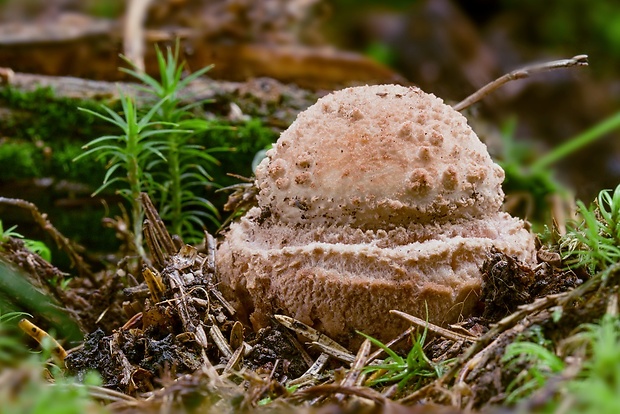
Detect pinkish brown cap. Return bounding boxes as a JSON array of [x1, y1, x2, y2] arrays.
[[217, 84, 536, 349], [255, 84, 506, 229]]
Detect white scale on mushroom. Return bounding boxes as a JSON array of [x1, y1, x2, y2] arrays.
[[217, 84, 536, 349]]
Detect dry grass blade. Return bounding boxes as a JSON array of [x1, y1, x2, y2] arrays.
[[223, 345, 244, 373], [18, 318, 67, 363], [141, 192, 176, 261], [229, 321, 244, 351], [143, 220, 164, 268], [167, 269, 209, 348], [311, 341, 356, 364], [274, 314, 349, 353], [191, 297, 210, 309], [288, 353, 330, 387], [276, 321, 315, 369], [210, 322, 234, 359], [86, 384, 138, 403], [204, 230, 216, 278], [390, 310, 477, 341], [142, 267, 165, 302], [340, 339, 371, 394], [294, 383, 390, 406], [210, 288, 237, 316]]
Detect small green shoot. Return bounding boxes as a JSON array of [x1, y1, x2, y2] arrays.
[[498, 110, 620, 229], [1, 220, 52, 262], [74, 92, 176, 257], [560, 183, 620, 273], [502, 340, 565, 404], [358, 325, 447, 390], [120, 40, 228, 243]]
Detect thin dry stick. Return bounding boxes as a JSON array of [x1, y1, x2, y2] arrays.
[[141, 192, 177, 260], [294, 384, 389, 406], [338, 339, 371, 398], [390, 310, 477, 342], [0, 197, 93, 282], [123, 0, 154, 73], [453, 54, 589, 111], [274, 314, 350, 354]]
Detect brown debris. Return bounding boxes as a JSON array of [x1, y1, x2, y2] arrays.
[[480, 248, 582, 322], [65, 194, 312, 401]]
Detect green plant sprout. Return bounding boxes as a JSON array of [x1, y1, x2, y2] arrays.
[[74, 93, 174, 258], [498, 110, 620, 229], [560, 183, 620, 273], [502, 339, 565, 404], [0, 312, 32, 366], [358, 325, 449, 390], [0, 220, 51, 262], [120, 41, 228, 243], [562, 314, 620, 413], [502, 314, 620, 413]]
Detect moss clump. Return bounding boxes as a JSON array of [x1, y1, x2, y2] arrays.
[[0, 85, 279, 252], [200, 118, 278, 186], [0, 87, 110, 142], [0, 86, 278, 194]]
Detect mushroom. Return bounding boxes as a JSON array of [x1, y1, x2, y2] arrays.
[[216, 84, 536, 348]]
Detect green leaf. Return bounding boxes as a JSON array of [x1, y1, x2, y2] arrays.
[[356, 331, 403, 363]]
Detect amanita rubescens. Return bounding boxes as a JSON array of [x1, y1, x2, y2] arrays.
[[217, 84, 536, 348]]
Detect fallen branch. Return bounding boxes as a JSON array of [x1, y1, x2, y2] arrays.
[[453, 54, 589, 111], [0, 197, 93, 282]]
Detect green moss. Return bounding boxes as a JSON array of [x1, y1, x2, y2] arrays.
[[0, 87, 110, 142], [0, 85, 278, 250], [200, 118, 278, 185], [0, 86, 277, 188], [0, 139, 106, 188], [0, 140, 45, 180]]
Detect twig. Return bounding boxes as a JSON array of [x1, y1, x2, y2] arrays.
[[294, 384, 389, 406], [390, 310, 477, 342], [453, 54, 588, 111], [123, 0, 154, 73], [274, 314, 350, 354], [310, 341, 355, 364], [339, 339, 371, 395], [141, 192, 176, 266], [0, 197, 93, 282]]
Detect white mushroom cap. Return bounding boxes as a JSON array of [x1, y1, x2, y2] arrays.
[[255, 84, 505, 229], [217, 84, 536, 349]]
